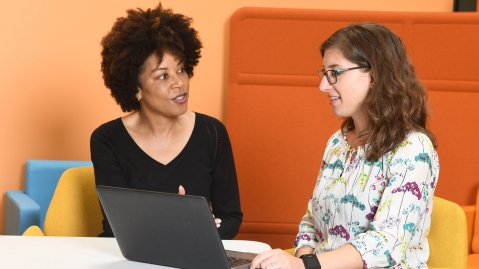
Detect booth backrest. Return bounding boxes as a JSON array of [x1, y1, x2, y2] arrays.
[[227, 7, 479, 249]]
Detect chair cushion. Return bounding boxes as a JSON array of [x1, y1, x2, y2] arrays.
[[427, 197, 468, 269], [43, 166, 103, 236], [22, 225, 45, 236]]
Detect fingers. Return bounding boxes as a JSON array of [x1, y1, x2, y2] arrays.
[[212, 214, 222, 228], [178, 185, 185, 195], [214, 218, 222, 228], [250, 249, 277, 268], [250, 249, 302, 269]]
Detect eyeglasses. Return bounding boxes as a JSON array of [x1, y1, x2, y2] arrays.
[[318, 66, 370, 84]]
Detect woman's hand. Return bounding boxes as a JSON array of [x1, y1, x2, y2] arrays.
[[213, 215, 222, 228], [250, 249, 305, 269]]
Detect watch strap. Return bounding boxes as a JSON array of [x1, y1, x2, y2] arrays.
[[300, 254, 321, 269]]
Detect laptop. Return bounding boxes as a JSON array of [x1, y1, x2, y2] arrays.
[[96, 185, 257, 269]]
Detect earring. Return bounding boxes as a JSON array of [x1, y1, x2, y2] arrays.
[[137, 96, 141, 102]]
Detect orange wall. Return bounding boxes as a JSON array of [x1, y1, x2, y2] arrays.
[[0, 0, 453, 234]]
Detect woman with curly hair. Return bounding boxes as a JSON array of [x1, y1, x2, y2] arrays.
[[90, 3, 242, 239], [252, 23, 439, 269]]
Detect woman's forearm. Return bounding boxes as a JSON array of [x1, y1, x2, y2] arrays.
[[216, 214, 242, 239], [295, 246, 314, 257], [316, 244, 363, 269]]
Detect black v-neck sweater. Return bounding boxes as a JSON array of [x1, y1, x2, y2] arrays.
[[90, 113, 242, 239]]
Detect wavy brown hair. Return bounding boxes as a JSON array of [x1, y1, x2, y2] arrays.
[[101, 2, 202, 112], [320, 22, 437, 161]]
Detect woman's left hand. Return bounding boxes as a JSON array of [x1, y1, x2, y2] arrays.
[[250, 249, 304, 269], [212, 214, 221, 228]]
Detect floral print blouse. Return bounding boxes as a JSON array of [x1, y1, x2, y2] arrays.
[[294, 130, 439, 269]]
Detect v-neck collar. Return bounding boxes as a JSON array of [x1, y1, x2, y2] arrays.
[[118, 113, 198, 168]]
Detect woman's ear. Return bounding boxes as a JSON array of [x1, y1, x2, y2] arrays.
[[136, 88, 142, 102], [369, 71, 374, 85]]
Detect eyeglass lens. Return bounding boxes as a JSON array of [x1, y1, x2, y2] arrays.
[[318, 70, 336, 84]]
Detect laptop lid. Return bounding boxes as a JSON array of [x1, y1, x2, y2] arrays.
[[96, 185, 252, 269]]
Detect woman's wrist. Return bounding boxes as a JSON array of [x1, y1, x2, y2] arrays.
[[295, 246, 314, 257], [299, 254, 321, 269]]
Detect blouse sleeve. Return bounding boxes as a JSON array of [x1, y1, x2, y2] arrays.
[[294, 134, 339, 251], [294, 199, 321, 251], [351, 132, 439, 268], [208, 120, 243, 239]]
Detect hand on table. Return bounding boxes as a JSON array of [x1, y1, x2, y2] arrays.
[[178, 185, 221, 228], [250, 249, 304, 269]]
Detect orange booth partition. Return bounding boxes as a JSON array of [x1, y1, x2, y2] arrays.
[[227, 7, 479, 249]]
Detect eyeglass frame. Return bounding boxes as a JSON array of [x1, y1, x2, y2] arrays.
[[318, 66, 370, 84]]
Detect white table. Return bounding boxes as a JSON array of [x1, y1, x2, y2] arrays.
[[0, 236, 271, 268]]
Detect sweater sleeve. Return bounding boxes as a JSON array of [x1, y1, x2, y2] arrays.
[[90, 121, 127, 236], [208, 120, 243, 239], [350, 133, 438, 268]]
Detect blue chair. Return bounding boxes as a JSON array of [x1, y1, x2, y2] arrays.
[[4, 160, 92, 235]]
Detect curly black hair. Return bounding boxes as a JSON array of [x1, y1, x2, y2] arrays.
[[101, 2, 202, 112]]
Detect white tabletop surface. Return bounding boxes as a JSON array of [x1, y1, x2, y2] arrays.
[[0, 236, 271, 268]]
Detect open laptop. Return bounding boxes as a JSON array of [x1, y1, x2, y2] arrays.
[[96, 185, 257, 269]]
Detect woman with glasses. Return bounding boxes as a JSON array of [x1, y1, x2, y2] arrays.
[[90, 3, 242, 239], [251, 22, 439, 269]]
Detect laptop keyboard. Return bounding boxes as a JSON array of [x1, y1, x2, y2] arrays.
[[228, 256, 252, 267]]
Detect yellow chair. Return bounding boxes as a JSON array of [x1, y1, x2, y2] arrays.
[[466, 189, 479, 269], [428, 196, 468, 269], [22, 166, 103, 237], [22, 225, 44, 236], [284, 196, 468, 269]]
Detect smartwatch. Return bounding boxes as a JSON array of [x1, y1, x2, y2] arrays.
[[300, 254, 321, 269]]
